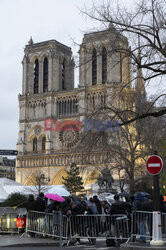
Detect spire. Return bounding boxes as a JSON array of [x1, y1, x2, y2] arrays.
[[28, 36, 34, 45], [136, 35, 146, 99]]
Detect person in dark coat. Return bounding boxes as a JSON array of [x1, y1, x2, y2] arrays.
[[35, 192, 46, 212], [47, 199, 60, 213], [93, 195, 102, 214], [59, 197, 72, 216], [24, 194, 36, 211], [18, 194, 36, 211]]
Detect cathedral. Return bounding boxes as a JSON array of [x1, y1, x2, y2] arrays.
[[16, 26, 135, 192]]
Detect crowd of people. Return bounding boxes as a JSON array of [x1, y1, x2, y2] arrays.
[[19, 192, 166, 246], [21, 192, 166, 215]]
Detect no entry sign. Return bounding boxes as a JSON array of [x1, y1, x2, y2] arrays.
[[146, 155, 163, 175]]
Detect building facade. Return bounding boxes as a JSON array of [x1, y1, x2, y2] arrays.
[[0, 157, 15, 180], [16, 27, 133, 189]]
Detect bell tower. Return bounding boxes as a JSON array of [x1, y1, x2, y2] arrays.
[[22, 38, 74, 95]]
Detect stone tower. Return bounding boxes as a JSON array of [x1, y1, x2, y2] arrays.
[[16, 28, 133, 190], [17, 39, 74, 156]]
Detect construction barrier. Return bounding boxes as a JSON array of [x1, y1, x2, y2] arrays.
[[0, 207, 27, 233]]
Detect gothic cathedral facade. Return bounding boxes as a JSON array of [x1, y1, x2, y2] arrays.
[[16, 27, 133, 190]]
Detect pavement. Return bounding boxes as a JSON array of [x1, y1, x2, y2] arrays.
[[121, 241, 166, 250], [0, 234, 59, 247], [0, 234, 166, 249]]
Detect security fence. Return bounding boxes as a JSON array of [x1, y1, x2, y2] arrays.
[[26, 210, 69, 246], [1, 209, 166, 246], [161, 213, 166, 240], [0, 207, 27, 233], [131, 211, 153, 241]]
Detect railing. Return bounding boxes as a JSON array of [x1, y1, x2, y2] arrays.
[[26, 211, 130, 246], [26, 210, 69, 246], [161, 213, 166, 240], [131, 211, 153, 241], [0, 207, 27, 233], [68, 214, 130, 245], [1, 209, 166, 246]]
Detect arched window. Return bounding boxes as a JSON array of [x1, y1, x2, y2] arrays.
[[102, 47, 107, 84], [34, 59, 39, 94], [43, 57, 48, 92], [62, 60, 65, 90], [92, 48, 97, 85], [42, 137, 46, 151], [33, 137, 37, 152]]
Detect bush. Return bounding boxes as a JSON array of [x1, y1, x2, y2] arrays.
[[1, 192, 27, 207]]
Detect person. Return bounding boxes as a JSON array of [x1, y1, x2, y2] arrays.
[[108, 195, 128, 247], [93, 195, 102, 214], [35, 192, 46, 212], [24, 194, 36, 211], [47, 199, 60, 213], [18, 194, 36, 211], [133, 196, 149, 243], [100, 200, 110, 234]]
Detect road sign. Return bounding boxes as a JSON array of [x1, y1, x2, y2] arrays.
[[146, 155, 163, 175], [0, 150, 18, 156]]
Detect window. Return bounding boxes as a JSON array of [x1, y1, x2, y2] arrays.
[[62, 60, 65, 90], [102, 47, 107, 83], [34, 59, 39, 94], [43, 57, 48, 92], [33, 137, 37, 152], [42, 137, 46, 151], [92, 48, 97, 85]]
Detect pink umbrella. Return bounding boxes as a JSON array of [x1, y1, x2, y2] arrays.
[[45, 193, 65, 202]]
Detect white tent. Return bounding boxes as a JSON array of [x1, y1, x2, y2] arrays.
[[47, 185, 70, 196]]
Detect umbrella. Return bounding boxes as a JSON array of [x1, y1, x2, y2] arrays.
[[118, 193, 131, 197], [45, 193, 65, 202], [134, 192, 150, 198], [47, 186, 70, 197]]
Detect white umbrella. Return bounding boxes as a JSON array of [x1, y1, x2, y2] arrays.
[[47, 186, 70, 196]]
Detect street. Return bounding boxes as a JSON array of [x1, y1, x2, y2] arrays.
[[0, 246, 120, 250]]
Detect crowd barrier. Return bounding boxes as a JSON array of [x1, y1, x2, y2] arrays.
[[131, 211, 153, 241], [26, 210, 69, 246], [161, 213, 166, 240], [69, 214, 129, 242], [1, 209, 166, 246], [26, 211, 130, 245], [0, 207, 27, 233]]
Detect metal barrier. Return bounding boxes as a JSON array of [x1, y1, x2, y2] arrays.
[[26, 210, 166, 246], [131, 211, 153, 241], [68, 214, 130, 245], [161, 213, 166, 240], [26, 210, 69, 245], [0, 207, 27, 233]]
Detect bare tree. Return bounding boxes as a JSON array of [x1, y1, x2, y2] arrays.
[[80, 0, 166, 122]]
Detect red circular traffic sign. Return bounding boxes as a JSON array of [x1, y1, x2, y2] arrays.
[[146, 155, 163, 175]]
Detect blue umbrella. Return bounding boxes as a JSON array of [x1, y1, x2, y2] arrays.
[[134, 192, 150, 198]]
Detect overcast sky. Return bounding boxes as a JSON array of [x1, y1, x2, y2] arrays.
[[0, 0, 165, 153], [0, 0, 92, 151]]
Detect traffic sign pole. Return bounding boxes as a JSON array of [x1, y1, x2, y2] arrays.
[[153, 151, 161, 211], [149, 151, 164, 246]]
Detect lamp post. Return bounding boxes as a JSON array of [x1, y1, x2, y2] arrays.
[[36, 174, 50, 195]]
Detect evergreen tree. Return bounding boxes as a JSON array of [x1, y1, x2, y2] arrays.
[[62, 163, 84, 194]]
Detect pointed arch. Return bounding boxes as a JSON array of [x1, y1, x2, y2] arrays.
[[43, 57, 48, 92], [62, 59, 65, 90], [102, 46, 107, 84], [34, 59, 39, 94], [33, 137, 37, 152], [92, 48, 97, 85], [42, 136, 46, 151]]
